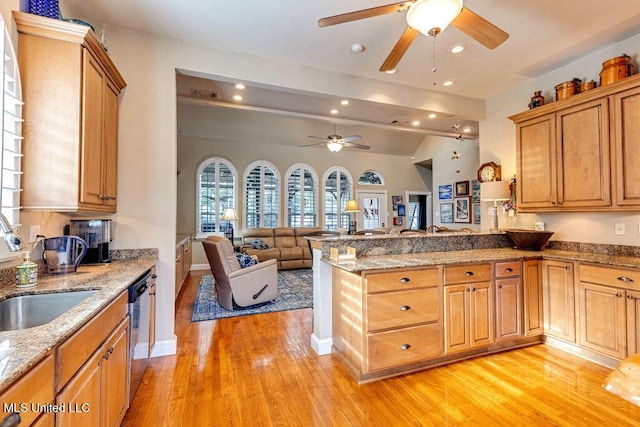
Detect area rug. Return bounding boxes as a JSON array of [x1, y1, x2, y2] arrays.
[[191, 269, 313, 321]]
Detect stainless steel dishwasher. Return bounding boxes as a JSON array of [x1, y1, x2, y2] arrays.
[[128, 269, 151, 403]]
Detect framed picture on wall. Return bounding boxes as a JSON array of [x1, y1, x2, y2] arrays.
[[397, 204, 405, 216], [438, 184, 453, 200], [392, 195, 403, 206], [473, 203, 481, 224], [440, 203, 453, 223], [393, 216, 403, 226], [454, 197, 471, 223], [455, 180, 470, 196], [472, 180, 481, 203]]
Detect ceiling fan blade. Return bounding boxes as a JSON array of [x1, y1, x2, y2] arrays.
[[450, 7, 509, 49], [342, 141, 371, 150], [380, 26, 419, 72], [307, 135, 329, 141], [342, 135, 362, 143], [300, 142, 327, 148], [318, 2, 412, 27]]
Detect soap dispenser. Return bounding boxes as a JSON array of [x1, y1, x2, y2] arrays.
[[16, 251, 37, 288]]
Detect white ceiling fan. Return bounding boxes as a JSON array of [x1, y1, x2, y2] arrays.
[[302, 125, 370, 152]]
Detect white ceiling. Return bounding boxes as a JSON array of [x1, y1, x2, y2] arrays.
[[61, 0, 640, 154]]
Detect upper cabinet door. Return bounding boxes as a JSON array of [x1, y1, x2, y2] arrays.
[[516, 113, 557, 209], [556, 98, 611, 208], [614, 85, 640, 207]]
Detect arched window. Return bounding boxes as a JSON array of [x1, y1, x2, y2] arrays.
[[358, 170, 385, 185], [323, 167, 353, 231], [285, 164, 318, 227], [196, 158, 238, 235], [244, 161, 280, 228]]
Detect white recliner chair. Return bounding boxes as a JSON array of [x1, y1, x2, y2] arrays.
[[202, 235, 278, 310]]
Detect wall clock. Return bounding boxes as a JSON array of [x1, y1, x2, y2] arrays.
[[477, 162, 501, 182]]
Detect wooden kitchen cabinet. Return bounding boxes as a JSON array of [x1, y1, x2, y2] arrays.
[[56, 291, 129, 427], [175, 235, 192, 301], [150, 268, 157, 356], [443, 263, 493, 354], [0, 353, 54, 426], [510, 73, 640, 212], [542, 260, 576, 342], [495, 261, 523, 342], [577, 282, 626, 359], [13, 12, 126, 213], [627, 290, 640, 356], [512, 99, 610, 210], [613, 84, 640, 207], [522, 260, 544, 337]]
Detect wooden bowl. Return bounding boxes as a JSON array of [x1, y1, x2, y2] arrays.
[[505, 229, 554, 251]]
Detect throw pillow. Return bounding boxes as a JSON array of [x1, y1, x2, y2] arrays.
[[250, 238, 269, 249], [235, 253, 258, 268]]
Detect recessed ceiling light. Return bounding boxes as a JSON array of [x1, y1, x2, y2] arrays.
[[235, 83, 245, 89], [463, 127, 472, 133], [330, 109, 339, 114], [449, 44, 465, 54], [351, 43, 365, 53], [442, 80, 455, 87], [233, 95, 243, 101], [340, 99, 349, 105], [385, 69, 397, 74], [428, 113, 437, 119], [412, 120, 420, 126]]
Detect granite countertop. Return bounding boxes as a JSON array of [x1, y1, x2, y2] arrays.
[[325, 248, 640, 272], [0, 258, 156, 391]]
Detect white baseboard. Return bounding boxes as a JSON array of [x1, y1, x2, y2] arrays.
[[150, 335, 177, 358], [311, 334, 333, 355], [190, 263, 210, 271]]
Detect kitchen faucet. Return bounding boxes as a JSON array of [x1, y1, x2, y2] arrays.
[[0, 213, 22, 252]]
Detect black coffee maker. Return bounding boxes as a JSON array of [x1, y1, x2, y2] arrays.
[[68, 219, 112, 264]]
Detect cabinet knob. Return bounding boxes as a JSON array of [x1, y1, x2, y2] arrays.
[[628, 294, 636, 300], [558, 201, 563, 206], [399, 305, 411, 311], [399, 277, 411, 283], [149, 292, 156, 296], [465, 271, 474, 276], [617, 276, 634, 283], [564, 265, 570, 270], [616, 293, 623, 298], [399, 344, 411, 350], [466, 287, 471, 292], [505, 267, 513, 273], [472, 287, 477, 292], [551, 201, 557, 205], [498, 284, 502, 289], [152, 274, 158, 279]]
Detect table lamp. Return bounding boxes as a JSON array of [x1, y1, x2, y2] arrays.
[[481, 181, 510, 233], [221, 208, 239, 242], [344, 200, 360, 235]]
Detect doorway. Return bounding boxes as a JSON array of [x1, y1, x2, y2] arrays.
[[405, 191, 432, 230], [356, 190, 388, 230]]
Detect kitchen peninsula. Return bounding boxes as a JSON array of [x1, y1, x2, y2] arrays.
[[308, 233, 640, 383]]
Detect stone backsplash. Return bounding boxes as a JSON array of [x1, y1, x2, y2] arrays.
[[0, 248, 158, 289]]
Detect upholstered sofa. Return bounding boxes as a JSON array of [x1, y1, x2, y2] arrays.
[[241, 227, 322, 270]]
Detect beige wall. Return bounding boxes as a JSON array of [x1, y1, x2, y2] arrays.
[[481, 32, 640, 244], [178, 135, 431, 266]]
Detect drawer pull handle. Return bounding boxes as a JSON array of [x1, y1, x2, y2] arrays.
[[465, 271, 474, 276], [505, 268, 513, 273], [399, 277, 410, 283], [618, 276, 634, 283], [400, 344, 411, 350], [399, 305, 411, 311]]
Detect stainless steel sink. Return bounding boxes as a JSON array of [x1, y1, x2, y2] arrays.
[[0, 290, 97, 332]]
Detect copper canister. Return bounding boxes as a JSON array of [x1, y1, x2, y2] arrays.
[[600, 54, 633, 86], [580, 80, 597, 92], [555, 78, 581, 101]]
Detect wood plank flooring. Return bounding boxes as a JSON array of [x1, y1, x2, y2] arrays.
[[122, 271, 640, 426]]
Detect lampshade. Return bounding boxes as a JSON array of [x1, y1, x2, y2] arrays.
[[221, 208, 239, 221], [327, 141, 343, 152], [406, 0, 463, 36], [481, 181, 510, 201], [344, 200, 360, 212]]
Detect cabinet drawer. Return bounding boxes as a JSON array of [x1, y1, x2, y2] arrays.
[[57, 291, 128, 390], [367, 323, 442, 372], [365, 268, 439, 293], [0, 353, 54, 426], [495, 261, 521, 278], [444, 263, 491, 285], [367, 288, 440, 332], [579, 264, 640, 291]]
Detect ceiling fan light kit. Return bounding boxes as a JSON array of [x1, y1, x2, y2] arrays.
[[406, 0, 462, 36], [327, 141, 343, 152]]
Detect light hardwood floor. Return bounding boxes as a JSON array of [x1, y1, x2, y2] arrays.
[[123, 270, 640, 426]]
